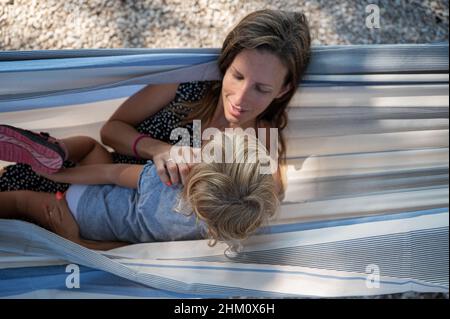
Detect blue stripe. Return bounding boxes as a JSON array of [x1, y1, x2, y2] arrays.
[[0, 48, 221, 61], [120, 261, 448, 290], [1, 44, 447, 74], [0, 265, 218, 298], [0, 54, 217, 73], [260, 207, 448, 235]]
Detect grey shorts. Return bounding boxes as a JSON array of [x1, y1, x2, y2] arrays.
[[65, 184, 88, 222]]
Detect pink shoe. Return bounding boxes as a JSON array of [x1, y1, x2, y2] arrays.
[[0, 124, 68, 174]]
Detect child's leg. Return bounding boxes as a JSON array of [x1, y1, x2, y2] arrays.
[[61, 136, 113, 166], [0, 125, 113, 174], [0, 191, 80, 241], [0, 191, 58, 226]]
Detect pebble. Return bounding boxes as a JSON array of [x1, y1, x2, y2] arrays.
[[0, 0, 448, 50]]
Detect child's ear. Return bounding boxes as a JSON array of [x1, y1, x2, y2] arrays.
[[275, 83, 293, 99]]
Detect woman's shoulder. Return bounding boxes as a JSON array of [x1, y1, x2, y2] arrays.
[[256, 119, 275, 152], [257, 119, 273, 135], [258, 119, 272, 128]]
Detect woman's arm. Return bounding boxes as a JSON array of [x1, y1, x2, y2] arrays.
[[100, 83, 179, 159], [42, 164, 145, 189], [100, 83, 198, 186]]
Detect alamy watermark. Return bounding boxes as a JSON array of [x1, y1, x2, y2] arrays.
[[168, 120, 279, 174], [365, 264, 380, 289], [65, 264, 80, 289], [366, 4, 381, 29]]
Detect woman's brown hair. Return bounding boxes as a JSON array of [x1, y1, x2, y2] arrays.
[[176, 9, 311, 195]]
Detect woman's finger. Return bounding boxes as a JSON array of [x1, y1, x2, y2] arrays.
[[177, 163, 190, 185], [190, 147, 201, 165], [155, 159, 171, 185], [165, 160, 180, 185]]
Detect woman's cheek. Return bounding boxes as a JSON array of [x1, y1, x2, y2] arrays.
[[251, 103, 269, 118], [223, 72, 237, 89], [257, 96, 273, 112]]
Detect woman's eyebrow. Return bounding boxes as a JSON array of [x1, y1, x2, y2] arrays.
[[232, 67, 274, 89]]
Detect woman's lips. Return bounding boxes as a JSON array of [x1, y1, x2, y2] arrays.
[[229, 101, 246, 117]]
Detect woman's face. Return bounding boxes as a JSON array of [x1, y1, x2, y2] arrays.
[[220, 49, 291, 127]]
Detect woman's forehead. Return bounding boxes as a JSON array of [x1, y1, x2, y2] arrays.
[[230, 49, 288, 86]]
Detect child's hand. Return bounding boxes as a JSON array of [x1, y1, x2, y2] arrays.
[[44, 197, 81, 244]]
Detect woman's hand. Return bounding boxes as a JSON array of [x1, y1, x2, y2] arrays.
[[44, 197, 81, 244], [152, 143, 199, 186]]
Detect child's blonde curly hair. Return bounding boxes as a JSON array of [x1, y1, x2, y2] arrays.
[[180, 131, 280, 248]]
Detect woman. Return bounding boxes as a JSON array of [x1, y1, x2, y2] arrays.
[[0, 9, 311, 200]]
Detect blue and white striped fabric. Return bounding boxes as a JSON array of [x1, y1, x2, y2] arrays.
[[0, 44, 448, 298]]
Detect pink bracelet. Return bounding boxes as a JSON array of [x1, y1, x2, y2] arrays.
[[132, 134, 150, 159]]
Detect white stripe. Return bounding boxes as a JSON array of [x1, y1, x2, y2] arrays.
[[286, 130, 449, 157], [0, 65, 185, 95], [290, 85, 449, 108], [302, 73, 449, 83], [280, 188, 448, 223], [116, 258, 448, 297], [0, 98, 124, 137], [285, 119, 448, 138], [102, 212, 448, 260], [286, 149, 448, 178]]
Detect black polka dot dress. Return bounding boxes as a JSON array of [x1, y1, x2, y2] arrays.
[[0, 81, 211, 193]]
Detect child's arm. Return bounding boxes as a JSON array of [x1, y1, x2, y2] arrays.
[[42, 164, 144, 189]]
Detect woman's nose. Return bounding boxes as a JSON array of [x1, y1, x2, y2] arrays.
[[234, 82, 251, 107]]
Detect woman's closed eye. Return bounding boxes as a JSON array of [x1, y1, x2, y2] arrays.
[[233, 74, 272, 94], [256, 86, 272, 94], [233, 73, 244, 80]]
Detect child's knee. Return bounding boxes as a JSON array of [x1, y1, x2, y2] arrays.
[[79, 136, 106, 153], [75, 136, 98, 148]]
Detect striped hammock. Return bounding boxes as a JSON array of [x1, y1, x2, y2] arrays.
[[0, 44, 448, 298]]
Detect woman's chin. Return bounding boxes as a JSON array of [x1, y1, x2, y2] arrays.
[[225, 113, 242, 125]]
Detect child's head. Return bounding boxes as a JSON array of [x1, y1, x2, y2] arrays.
[[180, 131, 280, 247]]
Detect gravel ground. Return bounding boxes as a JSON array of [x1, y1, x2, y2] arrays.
[[0, 0, 448, 299], [0, 0, 448, 49]]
